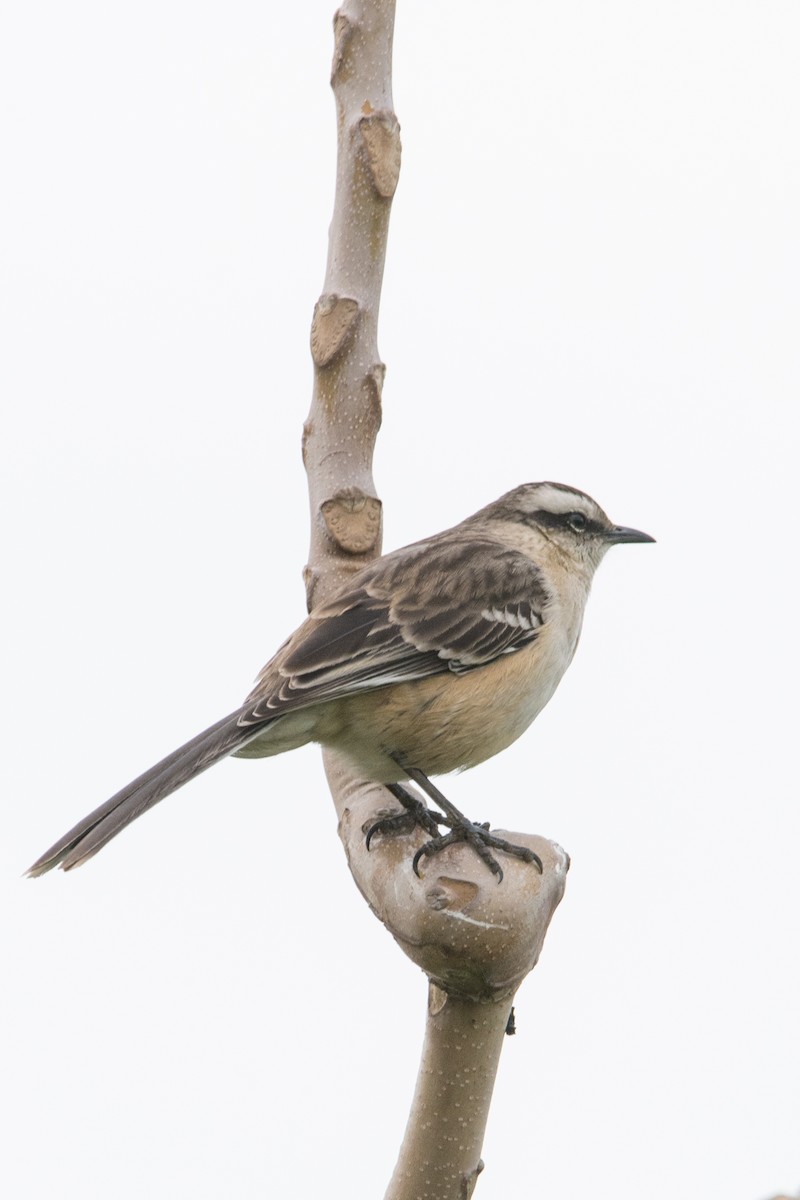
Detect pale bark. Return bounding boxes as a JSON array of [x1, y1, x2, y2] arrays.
[[303, 3, 568, 1195]]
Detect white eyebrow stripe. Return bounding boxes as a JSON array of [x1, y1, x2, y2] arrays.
[[533, 482, 594, 515]]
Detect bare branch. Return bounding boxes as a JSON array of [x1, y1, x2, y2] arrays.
[[304, 4, 568, 1195], [304, 0, 399, 609]]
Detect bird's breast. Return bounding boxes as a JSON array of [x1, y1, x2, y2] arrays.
[[318, 616, 581, 780]]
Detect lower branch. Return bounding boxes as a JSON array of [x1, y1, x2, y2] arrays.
[[383, 986, 511, 1200], [324, 752, 569, 1198]]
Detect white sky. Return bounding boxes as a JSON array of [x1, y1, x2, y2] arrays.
[[2, 3, 798, 1198]]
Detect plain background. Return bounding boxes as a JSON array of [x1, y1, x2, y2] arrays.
[[2, 2, 798, 1197]]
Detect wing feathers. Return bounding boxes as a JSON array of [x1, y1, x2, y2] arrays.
[[243, 536, 551, 718], [29, 535, 552, 874]]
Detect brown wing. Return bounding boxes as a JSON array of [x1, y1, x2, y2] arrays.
[[240, 536, 551, 724], [26, 538, 550, 875]]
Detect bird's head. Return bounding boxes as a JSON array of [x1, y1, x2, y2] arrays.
[[477, 481, 655, 573]]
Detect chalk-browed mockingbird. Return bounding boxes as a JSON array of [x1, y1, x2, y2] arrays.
[[28, 481, 653, 880]]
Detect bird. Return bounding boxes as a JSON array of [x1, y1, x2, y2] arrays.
[[27, 481, 653, 880]]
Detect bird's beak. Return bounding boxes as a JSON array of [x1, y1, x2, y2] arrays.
[[606, 525, 656, 545]]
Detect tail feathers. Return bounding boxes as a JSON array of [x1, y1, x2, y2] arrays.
[[27, 710, 257, 877]]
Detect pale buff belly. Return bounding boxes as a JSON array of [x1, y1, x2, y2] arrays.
[[312, 623, 577, 781]]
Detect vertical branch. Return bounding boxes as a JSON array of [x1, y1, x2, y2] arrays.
[[303, 4, 568, 1197], [303, 0, 400, 611]]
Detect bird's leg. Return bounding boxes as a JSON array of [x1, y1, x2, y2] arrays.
[[401, 765, 544, 883], [365, 767, 543, 883], [364, 783, 446, 850]]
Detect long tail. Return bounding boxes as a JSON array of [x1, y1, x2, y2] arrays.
[[27, 710, 258, 876]]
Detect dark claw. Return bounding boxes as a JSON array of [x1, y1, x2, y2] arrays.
[[366, 809, 420, 850], [411, 822, 543, 882], [366, 784, 445, 851], [373, 766, 544, 883], [477, 833, 544, 875], [410, 826, 504, 881], [412, 837, 447, 878]]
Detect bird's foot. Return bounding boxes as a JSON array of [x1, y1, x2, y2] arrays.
[[411, 819, 543, 883], [365, 783, 445, 850], [396, 764, 544, 884]]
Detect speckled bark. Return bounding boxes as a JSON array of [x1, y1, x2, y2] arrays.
[[303, 0, 398, 609], [304, 4, 568, 1197]]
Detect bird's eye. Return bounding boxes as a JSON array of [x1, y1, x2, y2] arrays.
[[567, 512, 588, 532]]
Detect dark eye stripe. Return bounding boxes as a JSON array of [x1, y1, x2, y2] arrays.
[[532, 510, 604, 535]]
